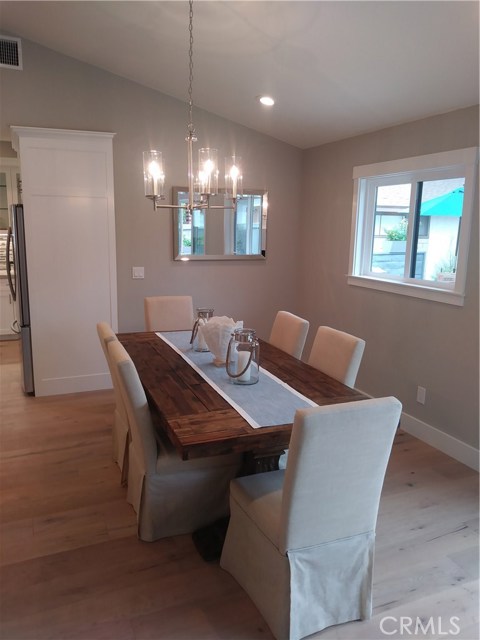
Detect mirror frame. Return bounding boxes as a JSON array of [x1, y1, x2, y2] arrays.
[[172, 187, 268, 261]]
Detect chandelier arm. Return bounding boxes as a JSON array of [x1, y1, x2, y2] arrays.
[[151, 201, 212, 212], [151, 200, 237, 213], [148, 200, 183, 211]]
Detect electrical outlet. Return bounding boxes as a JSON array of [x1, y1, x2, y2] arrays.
[[416, 386, 426, 405], [132, 266, 144, 279]]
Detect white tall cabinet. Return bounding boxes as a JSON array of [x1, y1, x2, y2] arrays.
[[11, 127, 117, 396]]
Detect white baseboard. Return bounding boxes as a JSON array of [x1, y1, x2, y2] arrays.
[[355, 388, 479, 472], [35, 373, 112, 397], [399, 411, 479, 472]]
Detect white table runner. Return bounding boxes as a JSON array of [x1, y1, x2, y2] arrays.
[[158, 331, 317, 429]]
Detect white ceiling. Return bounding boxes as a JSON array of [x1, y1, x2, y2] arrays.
[[0, 1, 478, 149]]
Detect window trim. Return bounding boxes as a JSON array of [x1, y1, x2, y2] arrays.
[[348, 147, 478, 306]]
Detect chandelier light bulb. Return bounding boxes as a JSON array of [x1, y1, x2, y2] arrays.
[[229, 165, 240, 180], [225, 156, 243, 200], [198, 148, 218, 196], [148, 161, 163, 181], [203, 159, 214, 175]]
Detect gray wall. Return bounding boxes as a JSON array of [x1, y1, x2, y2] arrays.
[[1, 38, 478, 451], [300, 106, 479, 448], [0, 38, 303, 338]]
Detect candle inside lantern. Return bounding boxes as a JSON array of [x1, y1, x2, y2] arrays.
[[236, 349, 251, 383], [196, 325, 208, 351]]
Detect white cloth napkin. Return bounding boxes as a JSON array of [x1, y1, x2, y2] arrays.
[[200, 316, 243, 366]]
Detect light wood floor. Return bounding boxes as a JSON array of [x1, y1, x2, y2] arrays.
[[0, 340, 478, 640]]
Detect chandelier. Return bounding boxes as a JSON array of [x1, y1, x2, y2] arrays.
[[143, 0, 243, 213]]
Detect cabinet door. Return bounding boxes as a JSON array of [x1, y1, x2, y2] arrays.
[[12, 128, 117, 396]]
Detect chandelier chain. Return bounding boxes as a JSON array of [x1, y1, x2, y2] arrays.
[[187, 0, 195, 135]]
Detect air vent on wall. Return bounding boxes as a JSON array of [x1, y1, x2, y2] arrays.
[[0, 36, 22, 70]]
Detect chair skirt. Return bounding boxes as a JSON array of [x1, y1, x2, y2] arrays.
[[221, 490, 374, 640], [127, 441, 242, 542], [221, 494, 291, 639], [112, 408, 129, 485]]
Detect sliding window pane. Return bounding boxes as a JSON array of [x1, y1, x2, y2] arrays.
[[371, 183, 411, 276], [415, 178, 464, 282]]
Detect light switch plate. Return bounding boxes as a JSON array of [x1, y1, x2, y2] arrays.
[[132, 266, 144, 279], [416, 386, 426, 405]]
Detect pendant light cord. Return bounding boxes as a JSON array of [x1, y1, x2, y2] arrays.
[[187, 0, 196, 139]]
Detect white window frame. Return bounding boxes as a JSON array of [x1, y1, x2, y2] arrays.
[[348, 147, 478, 306]]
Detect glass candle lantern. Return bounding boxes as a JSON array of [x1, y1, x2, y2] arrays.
[[143, 150, 165, 201], [190, 307, 214, 352], [226, 328, 260, 385]]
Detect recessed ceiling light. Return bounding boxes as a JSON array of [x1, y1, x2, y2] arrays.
[[258, 96, 275, 107]]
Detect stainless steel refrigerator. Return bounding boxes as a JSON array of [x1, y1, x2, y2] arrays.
[[6, 204, 34, 394]]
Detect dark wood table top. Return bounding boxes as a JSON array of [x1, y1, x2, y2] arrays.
[[118, 331, 368, 460]]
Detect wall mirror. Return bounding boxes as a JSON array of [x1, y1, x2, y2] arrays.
[[172, 187, 268, 261]]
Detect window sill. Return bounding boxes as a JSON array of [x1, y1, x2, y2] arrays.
[[347, 274, 465, 306]]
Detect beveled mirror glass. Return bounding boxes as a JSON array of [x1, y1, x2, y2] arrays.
[[173, 187, 267, 261]]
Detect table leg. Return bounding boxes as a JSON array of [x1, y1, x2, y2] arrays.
[[192, 516, 230, 562], [242, 449, 285, 475]]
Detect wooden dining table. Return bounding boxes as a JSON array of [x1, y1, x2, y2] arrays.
[[117, 331, 368, 473]]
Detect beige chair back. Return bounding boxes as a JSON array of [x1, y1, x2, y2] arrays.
[[308, 325, 365, 387], [96, 322, 123, 415], [144, 295, 194, 331], [108, 340, 158, 474], [97, 321, 116, 359], [97, 322, 130, 479], [279, 397, 401, 554], [269, 310, 310, 359]]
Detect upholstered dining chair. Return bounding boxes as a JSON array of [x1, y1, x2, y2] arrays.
[[144, 295, 194, 331], [279, 324, 366, 471], [108, 339, 243, 542], [308, 325, 366, 387], [269, 311, 310, 359], [220, 396, 402, 640], [96, 322, 129, 485]]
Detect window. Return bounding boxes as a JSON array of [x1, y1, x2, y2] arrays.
[[348, 148, 478, 306]]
